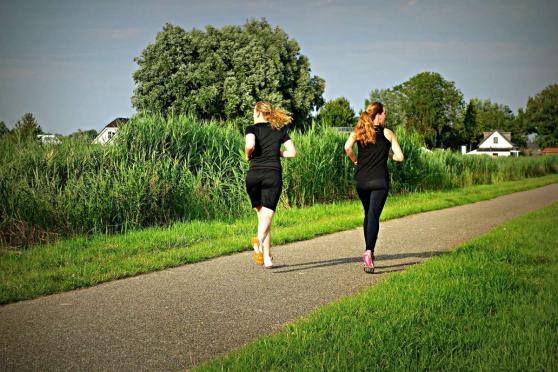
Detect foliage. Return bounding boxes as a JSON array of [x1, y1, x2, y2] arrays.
[[132, 19, 325, 130], [283, 125, 355, 206], [394, 72, 464, 148], [0, 121, 9, 137], [315, 97, 356, 128], [525, 84, 558, 148], [68, 129, 98, 142], [12, 113, 43, 142], [365, 88, 406, 129], [457, 100, 479, 150]]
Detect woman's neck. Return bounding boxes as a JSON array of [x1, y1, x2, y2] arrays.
[[254, 118, 268, 124]]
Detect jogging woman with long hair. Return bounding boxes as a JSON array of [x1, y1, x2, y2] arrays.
[[245, 101, 296, 268], [344, 101, 404, 273]]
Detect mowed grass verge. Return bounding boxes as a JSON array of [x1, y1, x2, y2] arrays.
[[0, 174, 557, 305], [196, 202, 558, 371]]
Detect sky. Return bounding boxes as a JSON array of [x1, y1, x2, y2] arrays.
[[1, 0, 557, 135]]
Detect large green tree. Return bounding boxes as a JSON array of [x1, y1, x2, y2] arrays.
[[132, 19, 325, 129], [13, 113, 42, 142], [394, 72, 464, 148], [316, 97, 356, 127], [364, 88, 406, 129], [525, 84, 558, 148]]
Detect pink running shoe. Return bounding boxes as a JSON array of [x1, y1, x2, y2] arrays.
[[362, 251, 374, 274]]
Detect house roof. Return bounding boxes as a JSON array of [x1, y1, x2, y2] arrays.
[[483, 129, 511, 141], [542, 147, 558, 154], [105, 117, 129, 128], [478, 129, 516, 149]]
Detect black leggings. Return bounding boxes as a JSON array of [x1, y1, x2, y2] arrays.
[[356, 180, 389, 256]]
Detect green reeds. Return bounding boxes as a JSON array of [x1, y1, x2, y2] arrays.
[[1, 116, 556, 247]]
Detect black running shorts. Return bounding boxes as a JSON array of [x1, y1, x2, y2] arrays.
[[245, 169, 283, 211]]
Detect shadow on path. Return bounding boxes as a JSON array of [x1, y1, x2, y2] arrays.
[[273, 250, 445, 274]]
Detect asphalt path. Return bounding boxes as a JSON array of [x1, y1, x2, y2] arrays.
[[1, 184, 557, 371]]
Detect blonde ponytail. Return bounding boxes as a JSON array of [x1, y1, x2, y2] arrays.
[[255, 101, 292, 130], [354, 102, 384, 144]]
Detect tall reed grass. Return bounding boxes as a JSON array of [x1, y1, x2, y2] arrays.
[[0, 115, 556, 247]]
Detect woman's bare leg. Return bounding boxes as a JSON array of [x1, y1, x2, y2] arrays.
[[256, 207, 274, 258]]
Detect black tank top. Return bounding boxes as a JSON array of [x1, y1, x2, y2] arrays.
[[355, 127, 391, 186], [245, 123, 290, 171]]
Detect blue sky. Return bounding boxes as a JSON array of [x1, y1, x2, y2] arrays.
[[1, 0, 557, 134]]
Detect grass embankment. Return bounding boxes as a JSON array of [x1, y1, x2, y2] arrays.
[[1, 175, 557, 305], [197, 202, 558, 371]]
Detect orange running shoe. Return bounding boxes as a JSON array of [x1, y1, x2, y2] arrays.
[[251, 237, 263, 266]]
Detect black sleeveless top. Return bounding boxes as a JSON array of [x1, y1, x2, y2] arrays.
[[354, 127, 391, 186], [245, 123, 290, 171]]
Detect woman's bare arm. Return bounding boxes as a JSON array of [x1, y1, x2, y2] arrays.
[[245, 133, 256, 161], [344, 132, 358, 165], [280, 139, 296, 158], [384, 128, 404, 162]]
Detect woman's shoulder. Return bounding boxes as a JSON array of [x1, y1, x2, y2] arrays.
[[245, 124, 258, 135], [383, 127, 395, 141]]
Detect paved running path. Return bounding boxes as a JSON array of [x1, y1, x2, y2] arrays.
[[1, 184, 557, 371]]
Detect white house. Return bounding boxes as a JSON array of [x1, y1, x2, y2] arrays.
[[92, 118, 129, 145], [464, 130, 519, 157]]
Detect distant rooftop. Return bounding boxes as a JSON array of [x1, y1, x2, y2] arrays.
[[105, 118, 129, 128]]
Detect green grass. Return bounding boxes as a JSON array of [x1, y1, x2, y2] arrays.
[[0, 174, 557, 305], [196, 201, 558, 371]]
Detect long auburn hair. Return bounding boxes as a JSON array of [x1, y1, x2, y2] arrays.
[[255, 101, 292, 130], [354, 101, 384, 144]]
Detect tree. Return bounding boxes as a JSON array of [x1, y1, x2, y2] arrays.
[[459, 100, 479, 149], [132, 19, 325, 129], [0, 121, 9, 137], [364, 88, 406, 129], [525, 84, 558, 148], [442, 99, 477, 151], [316, 97, 356, 127], [13, 113, 43, 141], [511, 108, 528, 148], [394, 72, 464, 148]]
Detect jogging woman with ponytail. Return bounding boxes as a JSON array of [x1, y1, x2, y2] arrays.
[[245, 102, 296, 268], [344, 102, 404, 273]]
